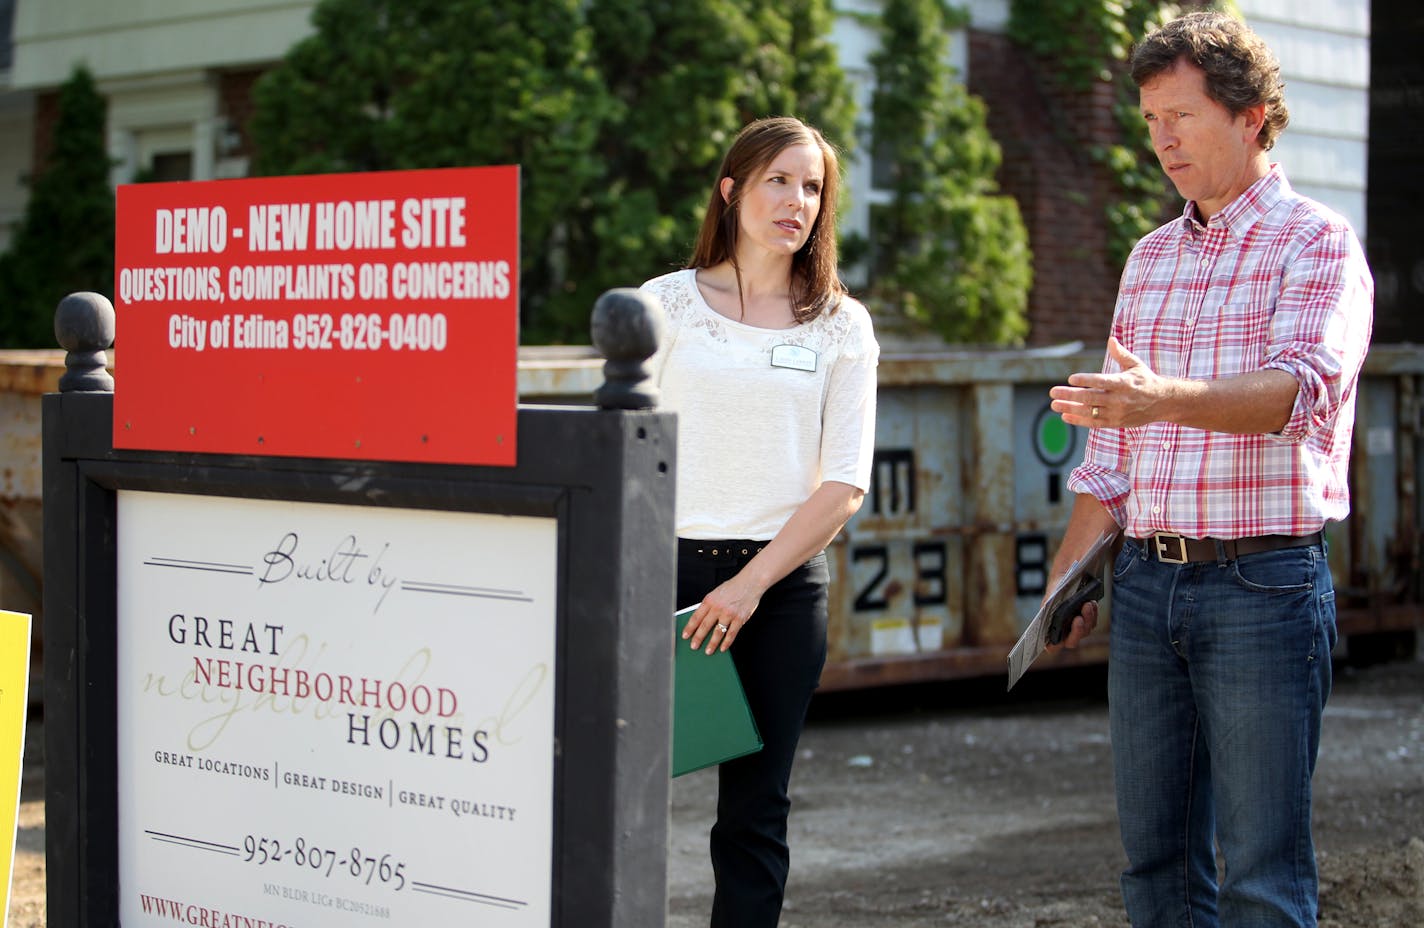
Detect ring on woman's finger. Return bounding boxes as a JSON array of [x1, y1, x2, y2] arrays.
[[717, 624, 729, 633], [1091, 406, 1101, 419]]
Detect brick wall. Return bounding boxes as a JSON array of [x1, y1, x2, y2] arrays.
[[30, 90, 59, 177], [217, 68, 267, 159], [968, 29, 1132, 349]]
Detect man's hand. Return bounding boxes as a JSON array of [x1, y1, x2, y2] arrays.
[[1041, 496, 1119, 654], [1053, 338, 1299, 434], [1050, 337, 1169, 429], [1044, 599, 1099, 653]]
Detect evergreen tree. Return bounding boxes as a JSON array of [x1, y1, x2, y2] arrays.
[[247, 0, 616, 342], [867, 0, 1032, 344], [573, 0, 855, 312], [245, 0, 852, 340], [0, 65, 115, 348]]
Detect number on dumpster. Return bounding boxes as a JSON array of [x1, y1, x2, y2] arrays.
[[851, 540, 949, 611]]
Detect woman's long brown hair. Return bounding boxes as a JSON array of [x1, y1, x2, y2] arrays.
[[687, 116, 846, 324]]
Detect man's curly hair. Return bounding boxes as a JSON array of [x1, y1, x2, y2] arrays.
[[1130, 10, 1290, 151]]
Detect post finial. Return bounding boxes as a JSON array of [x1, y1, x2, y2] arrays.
[[54, 291, 116, 393], [590, 288, 664, 410]]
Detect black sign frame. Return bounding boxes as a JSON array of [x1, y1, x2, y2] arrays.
[[44, 384, 675, 927]]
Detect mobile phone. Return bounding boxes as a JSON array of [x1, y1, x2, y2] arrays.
[[1046, 575, 1104, 645]]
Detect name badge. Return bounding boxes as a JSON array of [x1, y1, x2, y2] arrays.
[[770, 344, 817, 372]]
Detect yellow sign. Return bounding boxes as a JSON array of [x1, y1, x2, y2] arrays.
[[1, 610, 32, 928]]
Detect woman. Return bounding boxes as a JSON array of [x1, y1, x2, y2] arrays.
[[642, 116, 879, 927]]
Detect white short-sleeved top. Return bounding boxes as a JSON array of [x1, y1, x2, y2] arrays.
[[641, 268, 879, 540]]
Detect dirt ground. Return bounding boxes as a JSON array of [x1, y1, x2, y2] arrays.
[[8, 651, 1423, 927], [667, 652, 1424, 928]]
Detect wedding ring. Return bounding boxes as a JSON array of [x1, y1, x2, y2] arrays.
[[717, 624, 729, 633], [1091, 406, 1101, 419]]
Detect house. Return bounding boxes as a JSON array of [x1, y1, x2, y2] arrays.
[[0, 0, 1401, 343]]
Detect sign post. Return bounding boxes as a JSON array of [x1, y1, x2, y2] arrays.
[[45, 167, 675, 926]]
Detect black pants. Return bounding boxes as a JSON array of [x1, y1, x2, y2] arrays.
[[676, 539, 829, 928]]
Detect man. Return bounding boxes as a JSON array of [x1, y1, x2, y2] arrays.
[[1046, 11, 1373, 928]]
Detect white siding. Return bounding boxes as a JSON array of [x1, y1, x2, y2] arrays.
[[1237, 0, 1369, 33], [966, 0, 1012, 34], [1240, 1, 1371, 235], [1271, 132, 1368, 189], [1251, 20, 1370, 89], [105, 74, 221, 186], [6, 0, 317, 193], [10, 0, 317, 87], [1279, 79, 1368, 138]]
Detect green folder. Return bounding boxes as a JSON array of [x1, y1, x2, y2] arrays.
[[671, 605, 763, 777]]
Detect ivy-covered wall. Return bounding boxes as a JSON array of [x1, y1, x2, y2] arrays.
[[1008, 0, 1183, 267], [969, 1, 1189, 346]]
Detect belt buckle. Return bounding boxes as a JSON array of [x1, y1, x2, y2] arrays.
[[1153, 532, 1188, 564]]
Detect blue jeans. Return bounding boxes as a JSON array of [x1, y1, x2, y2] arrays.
[[1108, 538, 1337, 927]]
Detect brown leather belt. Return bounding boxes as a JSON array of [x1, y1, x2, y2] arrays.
[[1139, 532, 1323, 564]]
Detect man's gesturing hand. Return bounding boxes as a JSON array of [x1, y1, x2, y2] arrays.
[[1050, 337, 1169, 429]]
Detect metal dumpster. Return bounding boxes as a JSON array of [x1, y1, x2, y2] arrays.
[[813, 343, 1424, 689], [4, 342, 1421, 693]]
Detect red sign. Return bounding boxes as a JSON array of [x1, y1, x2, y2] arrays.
[[113, 167, 519, 466]]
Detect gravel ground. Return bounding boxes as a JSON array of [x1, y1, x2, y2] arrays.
[[8, 650, 1423, 927]]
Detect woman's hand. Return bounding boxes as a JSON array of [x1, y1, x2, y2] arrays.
[[683, 574, 766, 654]]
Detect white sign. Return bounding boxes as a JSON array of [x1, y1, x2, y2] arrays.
[[116, 490, 557, 926]]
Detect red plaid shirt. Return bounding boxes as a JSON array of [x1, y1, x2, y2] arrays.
[[1068, 166, 1374, 539]]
